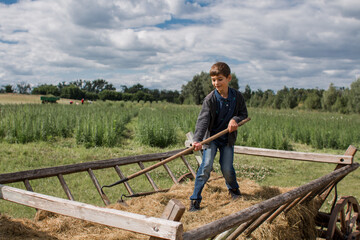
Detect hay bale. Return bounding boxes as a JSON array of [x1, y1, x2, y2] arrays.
[[0, 173, 319, 239]]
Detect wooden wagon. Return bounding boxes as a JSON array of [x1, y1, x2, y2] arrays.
[[0, 135, 359, 240], [40, 96, 60, 103]]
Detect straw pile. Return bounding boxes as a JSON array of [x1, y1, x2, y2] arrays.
[[0, 173, 319, 240]]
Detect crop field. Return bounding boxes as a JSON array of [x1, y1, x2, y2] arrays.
[[0, 100, 359, 150], [0, 96, 359, 219]]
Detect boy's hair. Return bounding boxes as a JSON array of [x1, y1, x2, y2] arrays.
[[210, 62, 231, 77]]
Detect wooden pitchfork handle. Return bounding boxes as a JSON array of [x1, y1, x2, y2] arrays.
[[101, 117, 251, 192]]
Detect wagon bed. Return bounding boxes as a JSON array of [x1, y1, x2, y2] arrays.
[[0, 137, 358, 240]]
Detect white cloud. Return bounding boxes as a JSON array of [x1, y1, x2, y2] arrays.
[[0, 0, 359, 91]]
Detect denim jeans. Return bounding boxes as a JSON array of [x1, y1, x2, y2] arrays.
[[190, 141, 239, 201]]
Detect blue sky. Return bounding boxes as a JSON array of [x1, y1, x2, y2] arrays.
[[1, 0, 359, 92]]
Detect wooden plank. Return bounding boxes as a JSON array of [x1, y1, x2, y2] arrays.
[[57, 174, 75, 201], [87, 169, 111, 206], [234, 146, 353, 164], [138, 162, 159, 191], [163, 163, 179, 185], [180, 156, 196, 179], [0, 149, 188, 184], [150, 199, 185, 240], [0, 184, 183, 240], [182, 163, 359, 240], [114, 165, 134, 195], [23, 179, 38, 211]]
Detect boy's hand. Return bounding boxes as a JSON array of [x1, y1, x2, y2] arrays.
[[192, 142, 202, 151], [228, 119, 238, 133]]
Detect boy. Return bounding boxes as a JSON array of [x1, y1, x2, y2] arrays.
[[189, 62, 248, 212]]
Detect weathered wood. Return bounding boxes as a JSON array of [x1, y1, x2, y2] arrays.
[[244, 209, 277, 237], [283, 191, 313, 214], [182, 163, 359, 240], [23, 179, 34, 192], [138, 161, 159, 191], [163, 163, 179, 185], [23, 179, 37, 211], [114, 165, 134, 195], [0, 149, 188, 184], [57, 174, 75, 201], [87, 168, 111, 206], [180, 156, 197, 179], [226, 218, 257, 240], [319, 145, 358, 202], [150, 199, 185, 240], [268, 201, 293, 224], [234, 146, 353, 164], [0, 184, 183, 240]]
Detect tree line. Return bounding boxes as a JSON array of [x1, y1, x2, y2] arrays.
[[1, 74, 359, 114], [0, 79, 181, 103], [180, 72, 360, 114]]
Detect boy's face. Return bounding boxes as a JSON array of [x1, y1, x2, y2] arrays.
[[211, 74, 231, 93]]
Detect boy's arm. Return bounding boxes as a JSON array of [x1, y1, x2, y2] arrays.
[[193, 99, 211, 149]]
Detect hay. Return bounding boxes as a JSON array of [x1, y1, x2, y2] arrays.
[[0, 173, 319, 240]]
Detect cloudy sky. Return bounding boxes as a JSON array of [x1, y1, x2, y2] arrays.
[[0, 0, 359, 92]]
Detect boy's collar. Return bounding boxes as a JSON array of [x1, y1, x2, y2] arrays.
[[215, 88, 232, 100]]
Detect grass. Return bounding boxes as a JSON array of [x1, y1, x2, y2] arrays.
[[0, 95, 359, 220], [1, 130, 358, 219]]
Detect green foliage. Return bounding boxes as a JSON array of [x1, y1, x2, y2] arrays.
[[304, 92, 322, 110], [236, 108, 360, 150], [60, 85, 85, 100], [135, 103, 199, 148], [0, 102, 138, 147], [98, 90, 122, 101], [32, 84, 60, 96], [322, 83, 338, 111], [349, 78, 360, 113], [4, 84, 14, 93], [0, 102, 358, 150]]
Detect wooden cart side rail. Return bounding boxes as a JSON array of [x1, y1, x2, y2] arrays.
[[0, 184, 183, 240], [182, 162, 359, 240], [234, 146, 354, 164], [0, 149, 187, 184]]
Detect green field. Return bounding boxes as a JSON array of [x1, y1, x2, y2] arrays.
[[0, 98, 359, 219]]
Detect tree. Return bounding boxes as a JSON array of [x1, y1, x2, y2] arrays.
[[349, 78, 360, 113], [261, 89, 275, 107], [60, 85, 85, 100], [243, 85, 252, 102], [249, 89, 263, 107], [4, 84, 14, 93], [322, 83, 338, 111], [229, 73, 239, 90], [99, 90, 122, 101], [32, 84, 60, 96], [304, 92, 322, 110], [84, 91, 99, 101], [68, 79, 115, 93], [16, 82, 31, 94], [124, 84, 145, 94]]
